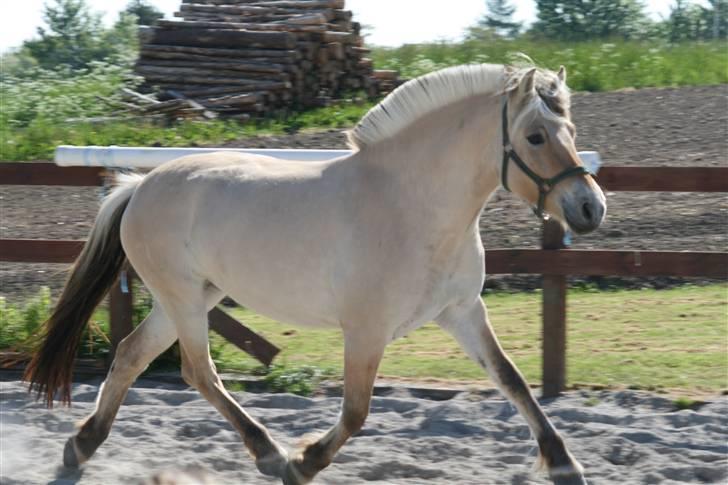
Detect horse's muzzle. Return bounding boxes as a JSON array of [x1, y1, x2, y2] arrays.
[[562, 191, 606, 234]]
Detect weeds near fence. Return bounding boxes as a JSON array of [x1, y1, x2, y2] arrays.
[[0, 287, 110, 359]]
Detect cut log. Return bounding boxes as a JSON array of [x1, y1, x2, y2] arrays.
[[143, 71, 293, 87], [141, 44, 299, 59], [198, 92, 261, 106], [149, 29, 296, 50], [165, 90, 218, 119], [373, 70, 398, 80], [271, 13, 328, 25], [137, 59, 286, 74], [120, 88, 159, 104], [180, 4, 274, 16], [158, 19, 327, 33], [140, 51, 297, 65], [136, 65, 290, 82]]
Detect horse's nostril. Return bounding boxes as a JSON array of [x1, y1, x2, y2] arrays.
[[582, 202, 593, 221]]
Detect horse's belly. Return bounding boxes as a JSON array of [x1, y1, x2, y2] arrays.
[[211, 261, 342, 329]]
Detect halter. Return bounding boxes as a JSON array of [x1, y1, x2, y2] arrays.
[[500, 101, 590, 219]]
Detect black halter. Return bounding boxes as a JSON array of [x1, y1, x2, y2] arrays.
[[501, 101, 590, 219]]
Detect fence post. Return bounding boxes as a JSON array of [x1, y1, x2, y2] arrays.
[[542, 218, 567, 397], [108, 271, 134, 364]]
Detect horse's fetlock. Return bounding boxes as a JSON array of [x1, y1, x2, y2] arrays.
[[537, 433, 584, 483], [342, 410, 367, 434], [255, 448, 288, 478]]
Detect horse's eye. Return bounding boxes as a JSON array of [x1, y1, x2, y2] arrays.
[[527, 133, 545, 145]]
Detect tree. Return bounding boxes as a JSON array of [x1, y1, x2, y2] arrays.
[[23, 0, 106, 69], [479, 0, 521, 37], [122, 0, 164, 26], [662, 0, 719, 41], [701, 0, 727, 39], [531, 0, 649, 41], [20, 0, 140, 71]]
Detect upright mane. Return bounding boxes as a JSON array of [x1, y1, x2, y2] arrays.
[[348, 63, 570, 150]]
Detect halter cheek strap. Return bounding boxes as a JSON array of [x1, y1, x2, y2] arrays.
[[501, 101, 590, 219]]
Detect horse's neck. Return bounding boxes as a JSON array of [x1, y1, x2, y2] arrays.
[[364, 94, 502, 232]]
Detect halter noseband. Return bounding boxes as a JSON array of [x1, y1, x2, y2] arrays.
[[500, 101, 590, 219]]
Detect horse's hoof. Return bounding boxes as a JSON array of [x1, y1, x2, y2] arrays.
[[552, 473, 588, 485], [63, 437, 83, 468], [281, 459, 310, 485]]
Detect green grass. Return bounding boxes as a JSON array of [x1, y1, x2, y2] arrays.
[[0, 103, 372, 162], [210, 284, 728, 394]]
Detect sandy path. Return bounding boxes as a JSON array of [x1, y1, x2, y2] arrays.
[[1, 380, 726, 484]]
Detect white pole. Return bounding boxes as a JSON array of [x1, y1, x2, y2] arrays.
[[54, 145, 353, 168]]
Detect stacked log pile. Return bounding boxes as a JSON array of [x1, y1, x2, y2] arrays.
[[136, 0, 399, 119]]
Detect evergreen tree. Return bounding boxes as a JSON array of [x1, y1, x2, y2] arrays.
[[24, 0, 105, 69], [479, 0, 521, 37], [123, 0, 164, 26], [705, 0, 728, 38], [532, 0, 648, 41], [21, 0, 140, 70], [663, 0, 715, 41]]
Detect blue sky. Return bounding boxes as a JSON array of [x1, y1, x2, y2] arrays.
[[0, 0, 700, 53]]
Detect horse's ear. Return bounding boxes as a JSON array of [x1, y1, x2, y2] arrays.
[[557, 65, 567, 83], [518, 68, 537, 97]]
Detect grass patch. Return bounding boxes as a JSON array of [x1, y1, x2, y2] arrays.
[[213, 284, 727, 394]]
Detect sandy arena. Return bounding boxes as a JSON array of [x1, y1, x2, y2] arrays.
[[1, 380, 726, 484]]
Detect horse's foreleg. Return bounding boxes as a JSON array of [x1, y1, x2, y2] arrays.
[[437, 298, 586, 485], [284, 331, 386, 485], [64, 305, 176, 467]]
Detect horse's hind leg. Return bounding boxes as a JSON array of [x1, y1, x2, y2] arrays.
[[156, 286, 289, 479], [284, 329, 386, 484], [64, 304, 177, 467], [437, 298, 586, 485]]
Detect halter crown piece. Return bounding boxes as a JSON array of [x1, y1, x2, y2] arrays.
[[500, 101, 590, 219]]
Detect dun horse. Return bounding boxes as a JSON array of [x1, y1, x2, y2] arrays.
[[26, 64, 605, 485]]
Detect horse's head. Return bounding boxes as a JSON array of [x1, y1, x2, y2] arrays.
[[502, 66, 606, 234]]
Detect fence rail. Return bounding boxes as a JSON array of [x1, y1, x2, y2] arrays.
[[5, 238, 725, 278], [2, 161, 726, 396]]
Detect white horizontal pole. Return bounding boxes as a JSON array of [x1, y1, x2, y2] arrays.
[[54, 145, 602, 174], [54, 145, 353, 168]]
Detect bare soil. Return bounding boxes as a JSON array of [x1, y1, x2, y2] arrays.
[[1, 85, 726, 300]]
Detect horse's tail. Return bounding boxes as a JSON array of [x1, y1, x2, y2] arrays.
[[24, 174, 144, 407]]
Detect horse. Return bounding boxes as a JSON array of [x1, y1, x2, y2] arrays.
[[25, 63, 605, 485]]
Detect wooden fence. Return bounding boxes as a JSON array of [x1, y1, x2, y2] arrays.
[[1, 162, 726, 395]]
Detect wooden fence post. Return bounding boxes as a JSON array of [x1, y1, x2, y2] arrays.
[[108, 271, 134, 363], [542, 218, 567, 397]]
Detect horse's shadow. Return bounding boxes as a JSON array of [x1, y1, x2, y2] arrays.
[[47, 465, 84, 485]]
